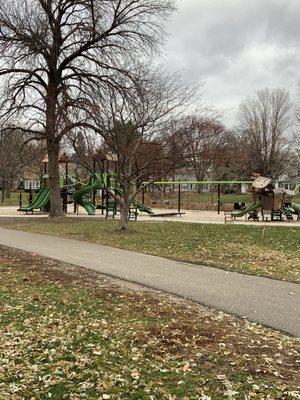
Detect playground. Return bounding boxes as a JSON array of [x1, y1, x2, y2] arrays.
[[1, 204, 300, 228], [1, 2, 299, 398], [1, 155, 299, 282], [1, 161, 300, 398], [3, 158, 300, 226]]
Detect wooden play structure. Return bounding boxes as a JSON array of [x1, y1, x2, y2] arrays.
[[226, 176, 300, 223]]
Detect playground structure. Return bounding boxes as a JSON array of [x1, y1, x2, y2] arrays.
[[71, 173, 153, 216], [17, 152, 300, 223], [141, 177, 300, 223], [18, 172, 154, 217], [18, 151, 154, 219], [18, 172, 300, 223], [228, 176, 300, 222], [141, 180, 253, 215]]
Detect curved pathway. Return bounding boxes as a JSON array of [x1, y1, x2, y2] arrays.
[[0, 227, 299, 336]]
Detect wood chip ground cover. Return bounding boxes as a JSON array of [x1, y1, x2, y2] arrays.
[[3, 219, 300, 282], [0, 246, 299, 399]]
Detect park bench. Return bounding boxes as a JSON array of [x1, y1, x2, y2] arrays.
[[105, 201, 117, 219]]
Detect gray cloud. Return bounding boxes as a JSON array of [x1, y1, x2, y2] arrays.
[[163, 0, 300, 125]]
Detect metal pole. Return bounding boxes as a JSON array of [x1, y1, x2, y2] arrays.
[[29, 183, 33, 205], [19, 193, 22, 209], [105, 159, 109, 207], [142, 187, 145, 204], [217, 183, 221, 214], [65, 161, 68, 184], [178, 180, 181, 213], [92, 158, 96, 206], [63, 191, 67, 213], [101, 188, 104, 215]]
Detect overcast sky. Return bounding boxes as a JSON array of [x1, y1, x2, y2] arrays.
[[163, 0, 300, 126]]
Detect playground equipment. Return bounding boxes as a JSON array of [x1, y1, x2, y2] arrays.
[[72, 173, 106, 216], [19, 171, 153, 217], [231, 202, 261, 220], [142, 180, 253, 215], [228, 176, 300, 222], [73, 173, 154, 216], [293, 183, 300, 194], [18, 184, 50, 213], [143, 177, 300, 223]]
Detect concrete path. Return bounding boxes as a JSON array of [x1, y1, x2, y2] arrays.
[[0, 227, 299, 336]]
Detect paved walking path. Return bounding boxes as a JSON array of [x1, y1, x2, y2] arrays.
[[0, 227, 299, 336]]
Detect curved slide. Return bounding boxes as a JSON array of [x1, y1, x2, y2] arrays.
[[286, 203, 300, 215], [18, 186, 50, 212], [133, 198, 154, 215], [293, 183, 300, 194], [73, 174, 153, 215], [73, 175, 101, 215], [231, 202, 261, 218], [114, 187, 154, 215]]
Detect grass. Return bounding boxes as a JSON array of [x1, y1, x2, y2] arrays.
[[0, 246, 299, 399], [0, 191, 30, 207], [3, 219, 300, 282]]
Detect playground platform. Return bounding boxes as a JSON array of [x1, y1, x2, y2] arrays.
[[1, 206, 300, 227]]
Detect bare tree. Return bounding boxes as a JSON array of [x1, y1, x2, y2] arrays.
[[171, 115, 228, 188], [211, 130, 249, 180], [0, 128, 43, 201], [0, 0, 175, 217], [239, 88, 294, 179], [87, 69, 195, 229]]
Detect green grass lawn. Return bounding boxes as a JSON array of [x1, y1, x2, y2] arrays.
[[0, 246, 298, 399], [4, 219, 300, 282]]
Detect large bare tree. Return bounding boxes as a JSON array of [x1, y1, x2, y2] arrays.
[[239, 88, 294, 179], [0, 0, 175, 217], [86, 69, 195, 229], [170, 115, 229, 188]]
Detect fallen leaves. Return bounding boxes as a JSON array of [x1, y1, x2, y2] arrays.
[[0, 246, 299, 399], [130, 371, 140, 380]]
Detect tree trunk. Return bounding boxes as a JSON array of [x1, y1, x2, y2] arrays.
[[45, 77, 64, 218], [5, 182, 11, 199], [195, 172, 204, 194], [47, 140, 64, 218], [119, 202, 129, 230], [1, 180, 6, 202], [119, 186, 131, 230]]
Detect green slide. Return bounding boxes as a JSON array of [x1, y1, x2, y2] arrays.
[[133, 198, 154, 214], [19, 186, 50, 212], [293, 183, 300, 194], [286, 203, 300, 215], [73, 173, 110, 215], [114, 187, 154, 215], [73, 175, 102, 215], [73, 173, 153, 216], [231, 202, 261, 218]]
